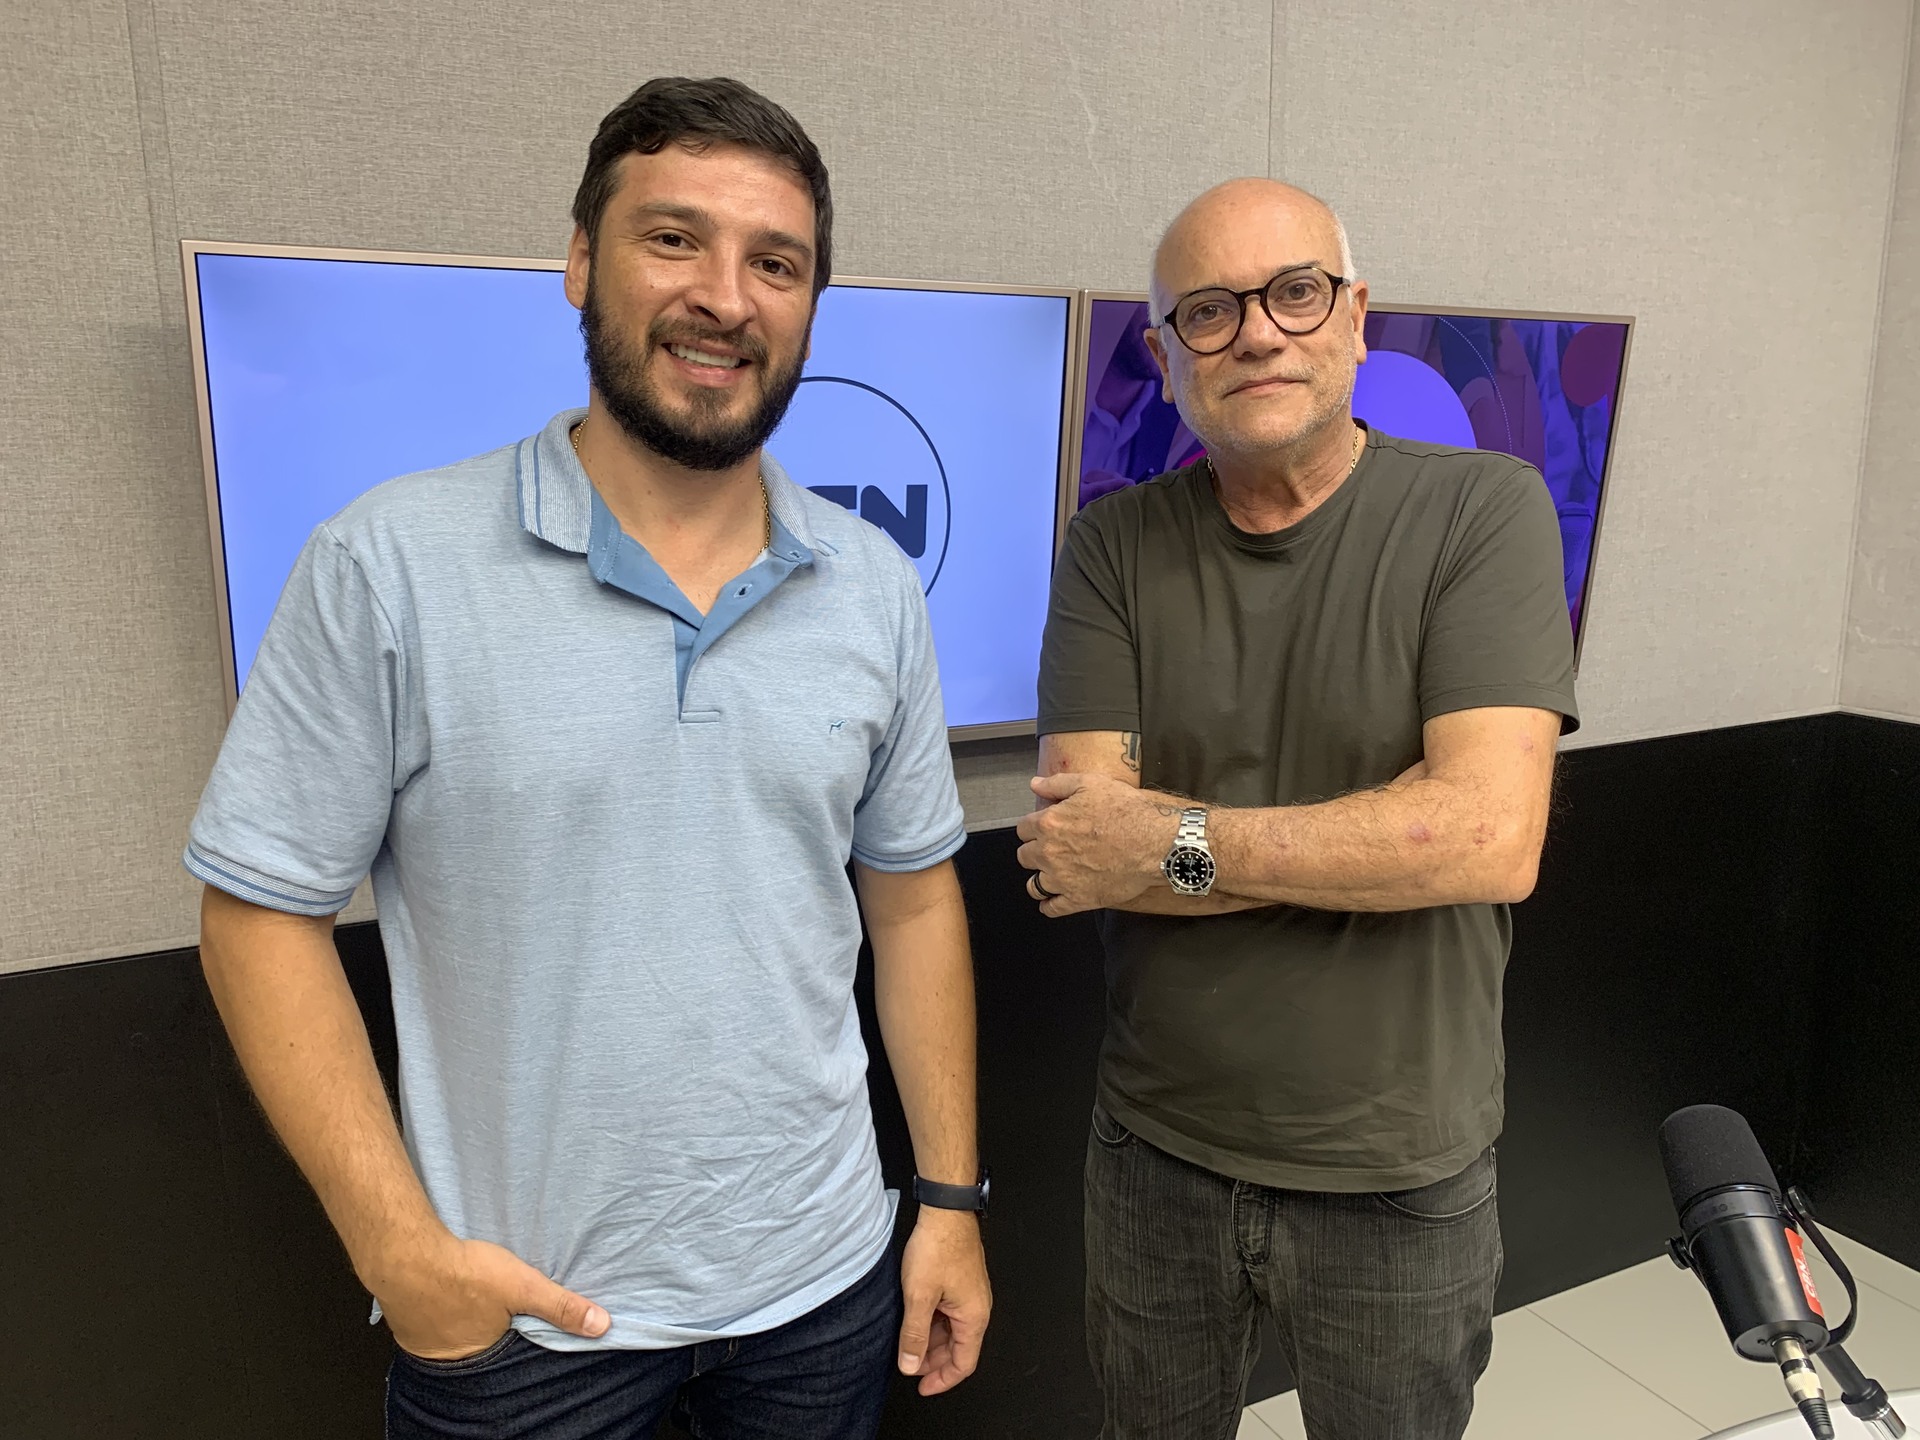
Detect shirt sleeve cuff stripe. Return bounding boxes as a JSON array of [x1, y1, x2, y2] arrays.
[[183, 845, 357, 916]]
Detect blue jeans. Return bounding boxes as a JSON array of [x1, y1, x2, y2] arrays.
[[386, 1249, 901, 1439]]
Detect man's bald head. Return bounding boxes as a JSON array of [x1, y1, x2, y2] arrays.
[[1140, 177, 1367, 465], [1150, 179, 1354, 322]]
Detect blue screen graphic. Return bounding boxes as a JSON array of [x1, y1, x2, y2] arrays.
[[194, 252, 1070, 729]]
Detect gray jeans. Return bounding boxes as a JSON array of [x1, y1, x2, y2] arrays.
[[1084, 1102, 1500, 1440]]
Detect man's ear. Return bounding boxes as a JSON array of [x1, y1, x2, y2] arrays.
[[1349, 279, 1369, 365], [563, 224, 592, 311], [1143, 325, 1176, 405]]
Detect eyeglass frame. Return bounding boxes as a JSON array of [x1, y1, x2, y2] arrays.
[[1154, 263, 1354, 355]]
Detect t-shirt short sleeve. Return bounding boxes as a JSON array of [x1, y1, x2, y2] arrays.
[[184, 523, 415, 914], [1037, 510, 1140, 736], [849, 568, 966, 873], [1419, 465, 1581, 733]]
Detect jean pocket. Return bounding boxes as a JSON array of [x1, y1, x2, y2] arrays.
[[1090, 1101, 1136, 1150], [1375, 1146, 1498, 1223], [397, 1327, 526, 1373]]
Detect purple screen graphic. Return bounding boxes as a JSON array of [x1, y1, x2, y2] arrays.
[[1080, 299, 1628, 635]]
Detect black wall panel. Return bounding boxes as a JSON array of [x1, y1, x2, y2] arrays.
[[4, 714, 1915, 1439], [1, 953, 251, 1440], [1495, 716, 1835, 1309], [1800, 714, 1920, 1261]]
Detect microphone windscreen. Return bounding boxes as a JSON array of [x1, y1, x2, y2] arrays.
[[1658, 1104, 1781, 1217]]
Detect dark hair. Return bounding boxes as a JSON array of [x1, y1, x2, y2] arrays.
[[572, 77, 833, 296]]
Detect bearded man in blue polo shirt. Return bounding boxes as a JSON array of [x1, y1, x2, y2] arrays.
[[186, 76, 991, 1439]]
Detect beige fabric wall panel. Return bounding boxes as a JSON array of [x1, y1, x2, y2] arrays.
[[2, 0, 1272, 973], [1273, 0, 1911, 747], [6, 0, 1914, 974], [1845, 16, 1920, 720], [148, 0, 1271, 286], [1, 0, 226, 974]]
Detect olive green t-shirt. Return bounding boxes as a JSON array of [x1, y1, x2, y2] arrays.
[[1037, 426, 1580, 1191]]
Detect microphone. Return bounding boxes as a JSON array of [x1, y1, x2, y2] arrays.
[[1659, 1104, 1835, 1439]]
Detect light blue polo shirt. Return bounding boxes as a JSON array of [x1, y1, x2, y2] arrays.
[[185, 408, 967, 1349]]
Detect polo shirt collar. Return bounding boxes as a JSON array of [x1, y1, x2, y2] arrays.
[[517, 408, 819, 565]]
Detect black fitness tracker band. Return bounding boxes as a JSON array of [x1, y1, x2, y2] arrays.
[[911, 1170, 991, 1215]]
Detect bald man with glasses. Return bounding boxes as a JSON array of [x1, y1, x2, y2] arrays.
[[1020, 180, 1580, 1439]]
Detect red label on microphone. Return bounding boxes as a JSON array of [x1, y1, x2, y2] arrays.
[[1786, 1227, 1824, 1318]]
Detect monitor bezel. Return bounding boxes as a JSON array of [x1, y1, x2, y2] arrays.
[[181, 239, 1083, 740], [1069, 289, 1635, 672]]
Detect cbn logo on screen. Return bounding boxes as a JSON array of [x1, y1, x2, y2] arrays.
[[770, 376, 953, 596]]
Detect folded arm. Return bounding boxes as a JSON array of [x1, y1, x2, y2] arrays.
[[1019, 706, 1560, 917], [1029, 730, 1272, 916]]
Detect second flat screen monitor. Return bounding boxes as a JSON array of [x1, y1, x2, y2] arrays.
[[1079, 295, 1631, 650], [190, 246, 1073, 734]]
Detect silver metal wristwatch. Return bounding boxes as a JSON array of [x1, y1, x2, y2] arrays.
[[1160, 806, 1217, 897]]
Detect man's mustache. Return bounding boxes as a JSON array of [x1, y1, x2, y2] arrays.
[[1222, 368, 1314, 393], [647, 320, 770, 367]]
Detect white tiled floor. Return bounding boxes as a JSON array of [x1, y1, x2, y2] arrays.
[[1237, 1232, 1920, 1440]]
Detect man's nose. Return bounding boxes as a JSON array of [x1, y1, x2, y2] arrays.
[[1231, 292, 1292, 359], [680, 253, 753, 333]]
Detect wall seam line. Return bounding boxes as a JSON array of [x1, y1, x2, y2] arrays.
[[1266, 0, 1280, 177], [121, 0, 183, 324], [1833, 0, 1918, 711]]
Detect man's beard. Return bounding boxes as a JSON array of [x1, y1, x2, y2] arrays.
[[580, 277, 808, 472]]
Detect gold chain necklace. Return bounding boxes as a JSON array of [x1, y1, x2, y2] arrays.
[[570, 418, 772, 554]]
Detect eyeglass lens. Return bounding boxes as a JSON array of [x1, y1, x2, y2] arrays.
[[1173, 268, 1337, 352]]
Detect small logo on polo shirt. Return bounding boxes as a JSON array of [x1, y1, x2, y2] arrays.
[[829, 719, 848, 734]]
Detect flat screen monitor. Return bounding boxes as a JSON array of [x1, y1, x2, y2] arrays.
[[1074, 293, 1632, 656], [184, 243, 1077, 736]]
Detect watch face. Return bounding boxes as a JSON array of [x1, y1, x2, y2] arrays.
[[1165, 846, 1216, 893]]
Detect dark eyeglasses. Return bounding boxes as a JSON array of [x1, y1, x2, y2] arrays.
[[1156, 264, 1351, 355]]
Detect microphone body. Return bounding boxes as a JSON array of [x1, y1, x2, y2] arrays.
[[1660, 1104, 1835, 1438], [1679, 1181, 1828, 1360]]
